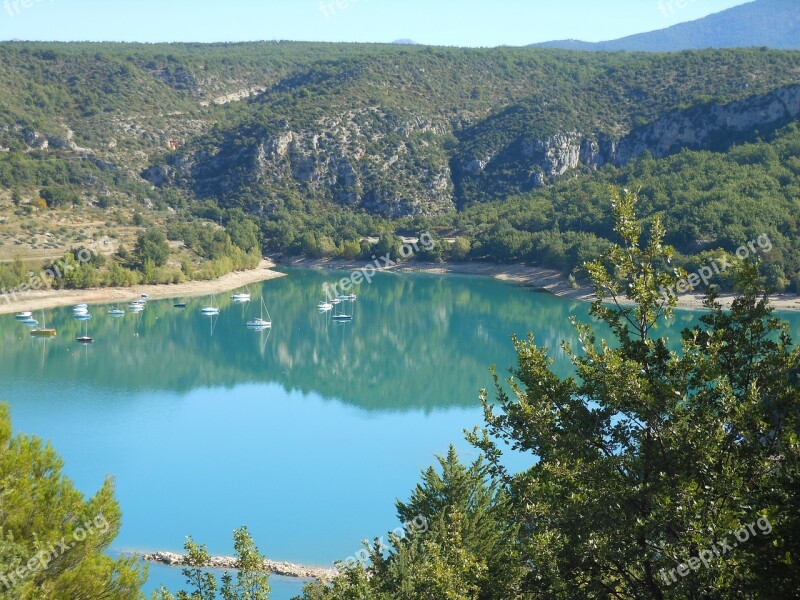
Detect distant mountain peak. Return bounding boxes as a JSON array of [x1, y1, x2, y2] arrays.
[[533, 0, 800, 52]]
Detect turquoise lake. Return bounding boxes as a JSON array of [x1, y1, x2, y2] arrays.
[[2, 268, 799, 599]]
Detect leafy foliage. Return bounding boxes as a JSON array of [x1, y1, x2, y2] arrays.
[[0, 403, 147, 599]]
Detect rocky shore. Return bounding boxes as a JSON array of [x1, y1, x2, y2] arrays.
[[140, 551, 337, 581]]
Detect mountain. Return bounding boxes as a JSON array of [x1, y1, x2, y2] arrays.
[[2, 42, 800, 291], [534, 0, 800, 51], [142, 46, 800, 215]]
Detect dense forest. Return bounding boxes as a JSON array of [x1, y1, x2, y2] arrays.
[[1, 42, 800, 294]]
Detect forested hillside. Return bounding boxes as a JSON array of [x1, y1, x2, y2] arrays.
[[1, 42, 800, 291]]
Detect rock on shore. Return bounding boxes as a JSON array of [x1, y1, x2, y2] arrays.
[[141, 551, 337, 581]]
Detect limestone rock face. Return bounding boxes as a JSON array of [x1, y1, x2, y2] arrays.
[[615, 84, 800, 165], [153, 108, 454, 218], [142, 83, 800, 216]]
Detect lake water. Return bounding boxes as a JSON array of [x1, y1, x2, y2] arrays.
[[2, 268, 799, 599]]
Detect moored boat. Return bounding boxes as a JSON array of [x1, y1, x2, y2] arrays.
[[30, 310, 56, 336], [201, 294, 220, 316], [247, 297, 272, 330], [30, 328, 57, 337]]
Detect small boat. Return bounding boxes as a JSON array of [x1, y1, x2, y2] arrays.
[[247, 297, 272, 330], [232, 293, 251, 303], [347, 294, 357, 302], [247, 318, 270, 330], [330, 298, 341, 305], [21, 318, 39, 326], [109, 308, 125, 317], [31, 329, 57, 337], [74, 313, 92, 321], [201, 294, 220, 316], [140, 294, 149, 299], [15, 311, 32, 320], [174, 303, 187, 309], [74, 304, 88, 310], [128, 303, 144, 312], [73, 306, 89, 315], [318, 301, 333, 311], [77, 318, 93, 343], [332, 314, 353, 322], [31, 311, 57, 337]]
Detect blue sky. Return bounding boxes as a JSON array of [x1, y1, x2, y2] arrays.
[[0, 0, 753, 46]]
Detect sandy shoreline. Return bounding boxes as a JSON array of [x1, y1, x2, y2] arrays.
[[274, 255, 800, 313], [0, 259, 286, 316], [3, 254, 799, 316]]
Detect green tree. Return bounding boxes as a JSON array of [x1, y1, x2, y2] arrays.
[[152, 537, 217, 600], [157, 528, 270, 600], [135, 230, 170, 268], [299, 448, 522, 600], [0, 403, 147, 599], [449, 237, 471, 261], [227, 216, 261, 254], [373, 234, 402, 260], [39, 187, 80, 209], [470, 188, 800, 598], [220, 527, 271, 600]]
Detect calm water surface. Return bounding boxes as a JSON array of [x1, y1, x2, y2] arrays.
[[2, 268, 798, 599]]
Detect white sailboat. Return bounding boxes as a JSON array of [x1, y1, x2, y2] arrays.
[[247, 296, 272, 330], [231, 289, 251, 303], [201, 293, 220, 316]]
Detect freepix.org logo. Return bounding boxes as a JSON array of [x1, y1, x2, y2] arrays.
[[659, 234, 773, 301]]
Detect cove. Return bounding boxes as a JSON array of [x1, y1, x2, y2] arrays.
[[2, 268, 799, 599]]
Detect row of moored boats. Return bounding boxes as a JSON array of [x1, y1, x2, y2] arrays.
[[13, 286, 357, 341], [318, 294, 357, 322]]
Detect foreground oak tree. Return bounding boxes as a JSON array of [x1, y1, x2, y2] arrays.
[[470, 188, 800, 598]]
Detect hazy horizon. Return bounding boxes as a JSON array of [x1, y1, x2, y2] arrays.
[[0, 0, 754, 47]]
